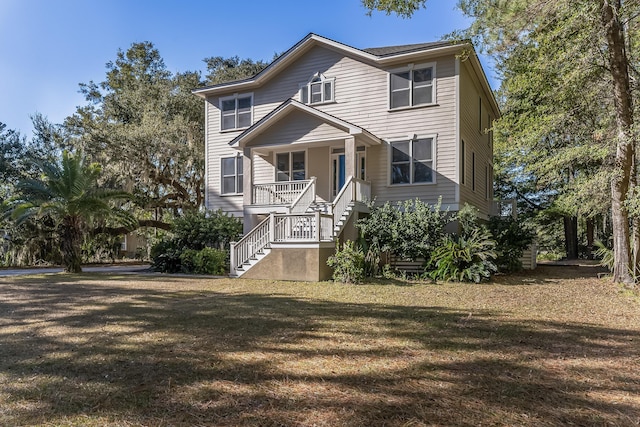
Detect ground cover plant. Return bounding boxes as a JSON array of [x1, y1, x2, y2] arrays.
[[0, 265, 638, 426]]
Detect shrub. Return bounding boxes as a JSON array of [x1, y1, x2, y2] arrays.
[[193, 247, 227, 275], [429, 228, 497, 283], [487, 215, 535, 272], [357, 198, 452, 274], [327, 240, 365, 283], [151, 240, 182, 273], [150, 209, 241, 274], [172, 209, 242, 251]]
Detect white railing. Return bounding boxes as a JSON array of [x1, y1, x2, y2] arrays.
[[253, 180, 311, 205], [332, 176, 370, 225], [230, 215, 271, 274], [289, 177, 316, 214], [274, 212, 333, 242]]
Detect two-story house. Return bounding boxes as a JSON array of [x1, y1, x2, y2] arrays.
[[193, 33, 500, 281]]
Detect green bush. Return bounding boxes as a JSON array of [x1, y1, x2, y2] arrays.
[[151, 240, 182, 273], [172, 209, 242, 251], [357, 198, 452, 274], [193, 247, 227, 275], [487, 215, 535, 272], [327, 240, 366, 283], [151, 209, 241, 274], [429, 228, 497, 283], [179, 249, 199, 273]]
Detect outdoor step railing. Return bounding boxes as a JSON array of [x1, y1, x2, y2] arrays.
[[289, 177, 316, 214], [332, 176, 370, 231], [230, 215, 271, 275]]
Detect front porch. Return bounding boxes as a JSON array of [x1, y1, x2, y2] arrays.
[[230, 176, 370, 278]]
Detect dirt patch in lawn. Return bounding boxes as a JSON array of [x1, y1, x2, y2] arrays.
[[0, 266, 638, 426]]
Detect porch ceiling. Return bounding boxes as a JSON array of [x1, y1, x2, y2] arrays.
[[229, 99, 382, 149]]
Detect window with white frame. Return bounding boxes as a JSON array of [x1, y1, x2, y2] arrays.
[[389, 63, 435, 109], [276, 151, 305, 181], [220, 94, 252, 131], [390, 137, 435, 184], [221, 156, 243, 194], [300, 73, 335, 105]]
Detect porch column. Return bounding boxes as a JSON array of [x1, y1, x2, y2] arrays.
[[345, 136, 357, 180], [242, 147, 254, 235], [243, 147, 253, 205]]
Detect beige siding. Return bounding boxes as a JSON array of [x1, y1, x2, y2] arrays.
[[249, 109, 347, 147], [308, 146, 331, 202], [459, 60, 494, 217], [205, 44, 474, 214]]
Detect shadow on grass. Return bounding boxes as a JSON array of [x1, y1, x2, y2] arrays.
[[0, 275, 638, 426]]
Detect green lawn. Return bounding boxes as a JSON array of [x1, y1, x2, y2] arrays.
[[0, 266, 638, 426]]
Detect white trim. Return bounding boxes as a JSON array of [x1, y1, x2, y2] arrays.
[[454, 57, 461, 204], [193, 35, 472, 97], [204, 98, 210, 209], [387, 61, 437, 110], [299, 72, 336, 105], [273, 148, 308, 182], [230, 99, 382, 148], [386, 134, 437, 186], [219, 92, 254, 131], [270, 241, 336, 249], [220, 154, 243, 195]]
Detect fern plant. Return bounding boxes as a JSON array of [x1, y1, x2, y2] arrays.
[[594, 240, 614, 272], [429, 228, 497, 283]]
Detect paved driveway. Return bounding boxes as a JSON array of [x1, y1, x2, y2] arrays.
[[0, 264, 151, 277]]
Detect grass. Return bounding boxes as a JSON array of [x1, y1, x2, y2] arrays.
[[0, 265, 638, 426]]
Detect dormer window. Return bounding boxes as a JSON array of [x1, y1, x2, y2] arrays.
[[300, 73, 335, 105]]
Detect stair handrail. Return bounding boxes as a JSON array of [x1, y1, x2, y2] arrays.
[[229, 215, 272, 275], [332, 176, 355, 225], [289, 176, 316, 214]]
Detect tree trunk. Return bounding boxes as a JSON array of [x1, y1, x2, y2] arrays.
[[586, 218, 595, 260], [601, 0, 635, 285], [564, 216, 579, 260], [61, 215, 83, 273]]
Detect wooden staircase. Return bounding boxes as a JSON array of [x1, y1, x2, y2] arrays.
[[230, 176, 370, 277]]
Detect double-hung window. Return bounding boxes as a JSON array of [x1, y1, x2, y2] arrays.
[[389, 63, 435, 109], [390, 137, 435, 184], [220, 94, 252, 131], [300, 73, 335, 105], [221, 156, 243, 194], [276, 151, 305, 181]]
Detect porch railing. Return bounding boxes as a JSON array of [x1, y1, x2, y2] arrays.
[[274, 212, 333, 242], [253, 180, 312, 205]]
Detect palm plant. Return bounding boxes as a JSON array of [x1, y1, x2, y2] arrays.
[[8, 151, 134, 272]]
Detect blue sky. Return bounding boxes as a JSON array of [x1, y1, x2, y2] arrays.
[[0, 0, 495, 137]]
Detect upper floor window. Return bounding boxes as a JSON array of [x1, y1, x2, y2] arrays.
[[390, 137, 435, 185], [389, 63, 435, 109], [300, 73, 335, 105], [220, 93, 252, 131]]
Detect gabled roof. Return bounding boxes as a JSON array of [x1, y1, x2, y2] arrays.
[[193, 33, 499, 117], [229, 98, 382, 148]]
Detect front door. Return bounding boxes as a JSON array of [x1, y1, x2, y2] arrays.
[[331, 153, 346, 198], [331, 148, 367, 198]]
